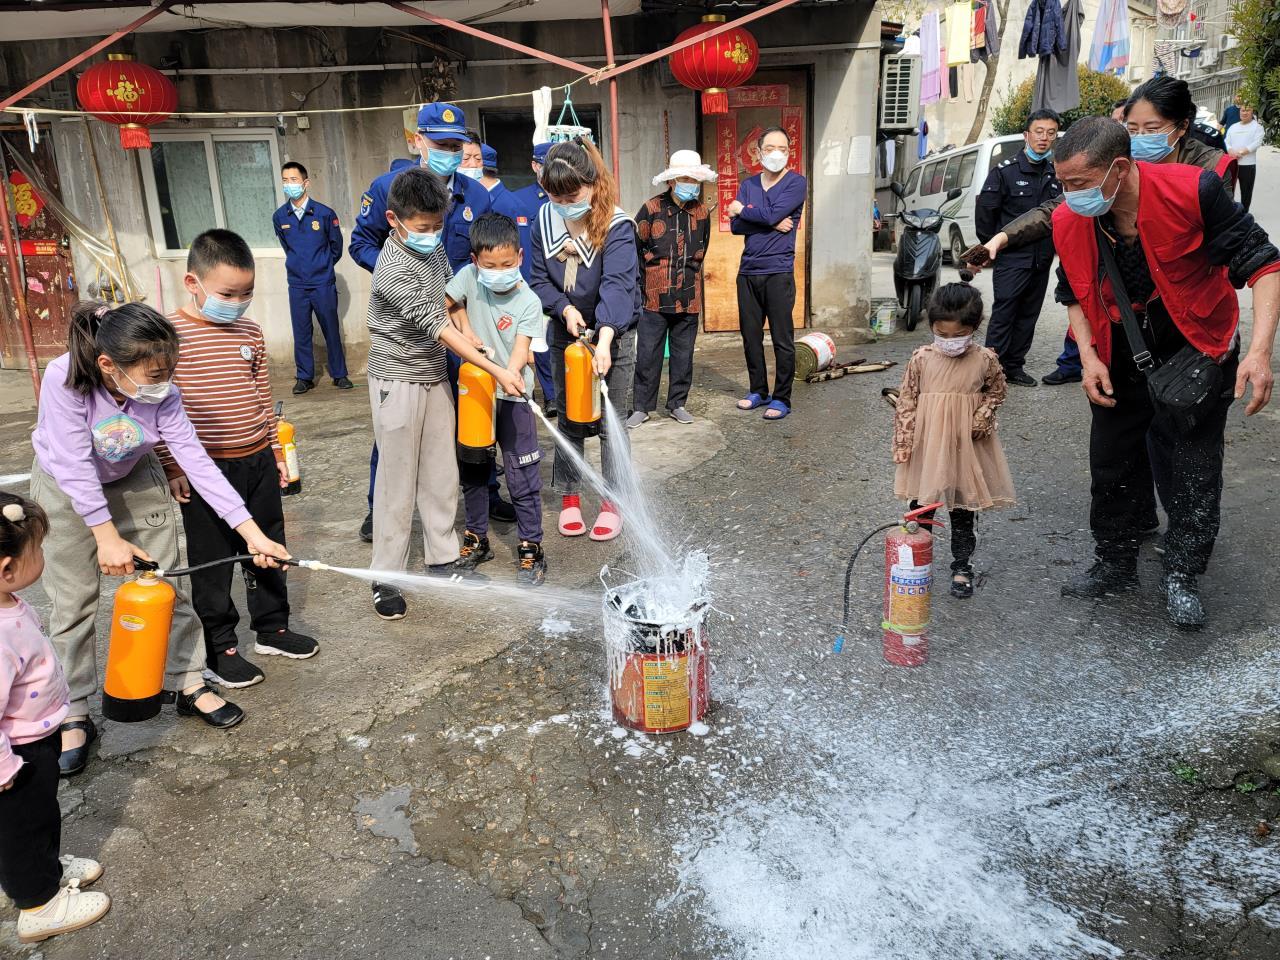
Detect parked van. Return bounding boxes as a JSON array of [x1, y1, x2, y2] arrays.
[[900, 134, 1027, 265]]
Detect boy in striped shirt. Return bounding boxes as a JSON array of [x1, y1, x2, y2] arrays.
[[366, 168, 523, 620], [161, 229, 318, 688]]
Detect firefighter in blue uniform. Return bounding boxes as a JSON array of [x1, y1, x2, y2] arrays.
[[348, 103, 507, 540], [974, 108, 1061, 388], [510, 142, 556, 411], [273, 161, 350, 394]]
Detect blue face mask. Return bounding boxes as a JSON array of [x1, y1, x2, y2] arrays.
[[1063, 160, 1121, 218], [478, 266, 522, 293], [459, 167, 484, 180], [196, 278, 251, 325], [673, 183, 701, 203], [283, 183, 306, 201], [552, 199, 592, 222], [398, 224, 442, 256], [1129, 128, 1175, 163], [424, 148, 462, 177], [1025, 146, 1052, 163]]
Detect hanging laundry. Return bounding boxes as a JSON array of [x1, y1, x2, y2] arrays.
[[918, 119, 929, 160], [983, 0, 1001, 58], [1019, 0, 1065, 60], [1033, 0, 1083, 114], [920, 12, 942, 105], [1089, 0, 1131, 73], [1157, 0, 1190, 29], [971, 0, 986, 61], [902, 32, 922, 56], [1153, 39, 1176, 74], [947, 2, 973, 66]]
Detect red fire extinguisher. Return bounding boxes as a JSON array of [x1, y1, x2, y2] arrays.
[[836, 501, 944, 667]]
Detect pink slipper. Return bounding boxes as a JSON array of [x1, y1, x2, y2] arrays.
[[589, 500, 623, 541], [559, 495, 586, 537]]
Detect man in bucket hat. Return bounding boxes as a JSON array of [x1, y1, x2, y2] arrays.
[[627, 149, 717, 427]]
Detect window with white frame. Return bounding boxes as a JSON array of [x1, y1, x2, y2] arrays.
[[140, 129, 282, 256]]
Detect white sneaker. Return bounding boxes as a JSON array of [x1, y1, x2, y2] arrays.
[[59, 855, 104, 887], [16, 880, 111, 943]]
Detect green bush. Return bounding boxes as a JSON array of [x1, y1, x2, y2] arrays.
[[1231, 0, 1280, 146], [990, 66, 1133, 136]]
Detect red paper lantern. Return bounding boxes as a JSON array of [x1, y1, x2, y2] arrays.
[[669, 15, 759, 116], [76, 54, 177, 150]]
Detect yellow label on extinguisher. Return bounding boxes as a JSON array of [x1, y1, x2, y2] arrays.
[[888, 563, 931, 634]]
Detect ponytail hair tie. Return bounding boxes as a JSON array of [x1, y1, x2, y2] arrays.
[[1, 503, 25, 523]]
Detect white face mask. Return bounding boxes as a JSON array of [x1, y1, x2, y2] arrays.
[[933, 333, 973, 357], [761, 151, 788, 174], [113, 368, 172, 404]]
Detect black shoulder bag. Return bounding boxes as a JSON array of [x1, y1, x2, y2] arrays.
[[1094, 224, 1223, 434]]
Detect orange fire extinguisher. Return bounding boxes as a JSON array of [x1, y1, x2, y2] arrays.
[[563, 336, 601, 437], [275, 401, 301, 496], [457, 361, 497, 462], [835, 502, 944, 667], [102, 571, 176, 722]]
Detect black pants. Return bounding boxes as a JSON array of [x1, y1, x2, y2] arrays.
[[180, 447, 289, 661], [736, 273, 796, 406], [910, 500, 976, 574], [0, 733, 61, 909], [1237, 165, 1256, 213], [634, 310, 698, 412], [985, 262, 1050, 375], [1090, 355, 1236, 574]]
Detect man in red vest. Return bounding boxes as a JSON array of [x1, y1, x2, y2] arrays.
[[1051, 116, 1279, 629]]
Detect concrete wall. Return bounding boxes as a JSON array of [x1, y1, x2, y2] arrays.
[[0, 3, 880, 368]]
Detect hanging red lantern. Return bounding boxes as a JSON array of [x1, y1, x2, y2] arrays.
[[669, 15, 759, 116], [76, 53, 177, 150]]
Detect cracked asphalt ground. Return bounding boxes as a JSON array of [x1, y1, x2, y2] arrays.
[[2, 154, 1278, 959]]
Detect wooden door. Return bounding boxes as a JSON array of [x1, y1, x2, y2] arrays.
[[700, 70, 810, 333], [0, 129, 78, 364]]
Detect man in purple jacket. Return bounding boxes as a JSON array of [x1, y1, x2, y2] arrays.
[[729, 126, 808, 421]]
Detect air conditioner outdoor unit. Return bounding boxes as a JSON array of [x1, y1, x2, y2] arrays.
[[879, 55, 921, 132], [1200, 47, 1218, 68]]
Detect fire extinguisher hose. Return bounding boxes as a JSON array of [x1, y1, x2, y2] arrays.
[[132, 555, 319, 578], [835, 523, 899, 651]]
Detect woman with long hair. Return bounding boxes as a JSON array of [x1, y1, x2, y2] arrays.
[[528, 138, 641, 541]]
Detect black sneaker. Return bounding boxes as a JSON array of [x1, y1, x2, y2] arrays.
[[1041, 369, 1082, 385], [1161, 573, 1206, 630], [203, 648, 265, 689], [949, 567, 974, 599], [489, 496, 517, 523], [453, 531, 493, 572], [427, 562, 488, 586], [517, 541, 547, 587], [359, 512, 373, 543], [254, 628, 319, 659], [1006, 370, 1037, 387], [372, 584, 406, 620], [1061, 560, 1138, 599], [333, 377, 354, 390], [292, 379, 315, 396]]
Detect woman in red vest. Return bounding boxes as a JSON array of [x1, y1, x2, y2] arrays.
[[1049, 117, 1279, 629]]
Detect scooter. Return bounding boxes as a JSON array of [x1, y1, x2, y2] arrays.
[[890, 182, 962, 331]]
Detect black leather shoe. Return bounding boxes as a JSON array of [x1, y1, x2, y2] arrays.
[[1006, 370, 1037, 387], [1062, 561, 1138, 599], [359, 512, 373, 543], [950, 569, 974, 599], [1161, 573, 1206, 630], [292, 379, 315, 396], [1041, 369, 1082, 385], [58, 718, 97, 778], [333, 377, 354, 390], [174, 685, 244, 729]]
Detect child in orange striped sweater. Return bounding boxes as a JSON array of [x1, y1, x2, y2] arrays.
[[161, 229, 319, 690]]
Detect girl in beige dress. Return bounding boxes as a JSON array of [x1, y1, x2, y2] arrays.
[[891, 273, 1015, 598]]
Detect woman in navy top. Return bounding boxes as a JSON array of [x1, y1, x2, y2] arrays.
[[730, 126, 807, 421], [529, 139, 641, 541]]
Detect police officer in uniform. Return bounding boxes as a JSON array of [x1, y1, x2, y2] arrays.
[[273, 161, 350, 394], [975, 108, 1061, 387], [348, 103, 506, 540], [349, 102, 491, 274], [510, 142, 556, 411]]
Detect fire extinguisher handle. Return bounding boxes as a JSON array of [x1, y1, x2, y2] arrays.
[[903, 501, 945, 523], [131, 556, 160, 572]]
